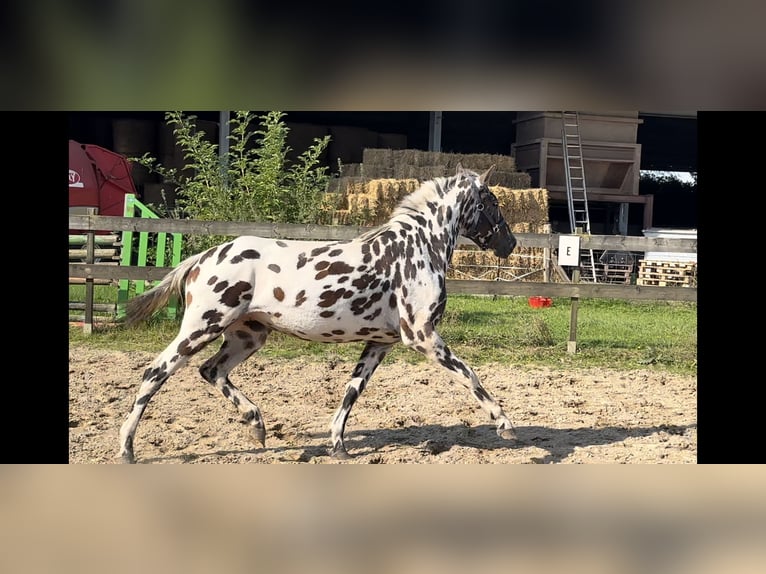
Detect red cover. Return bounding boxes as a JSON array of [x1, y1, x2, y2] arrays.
[[69, 140, 137, 233]]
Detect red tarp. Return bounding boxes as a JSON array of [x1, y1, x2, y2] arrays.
[[69, 140, 137, 233]]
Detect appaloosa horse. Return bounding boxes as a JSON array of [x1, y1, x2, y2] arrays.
[[118, 163, 518, 462]]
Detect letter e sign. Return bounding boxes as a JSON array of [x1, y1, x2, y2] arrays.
[[558, 235, 580, 266]]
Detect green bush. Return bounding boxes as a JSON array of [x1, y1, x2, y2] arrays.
[[132, 111, 332, 254]]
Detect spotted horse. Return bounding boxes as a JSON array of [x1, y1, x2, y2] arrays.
[[118, 163, 518, 463]]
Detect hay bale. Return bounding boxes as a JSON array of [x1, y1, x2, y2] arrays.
[[491, 187, 549, 226], [390, 149, 451, 169], [394, 165, 449, 180], [362, 148, 394, 169], [392, 149, 421, 169], [339, 178, 420, 226], [449, 249, 503, 281], [448, 245, 547, 282], [360, 149, 394, 179], [339, 163, 363, 177], [333, 209, 351, 225], [327, 175, 367, 195], [443, 152, 516, 173], [490, 170, 531, 189]]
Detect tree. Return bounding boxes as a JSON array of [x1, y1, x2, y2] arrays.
[[132, 111, 333, 253]]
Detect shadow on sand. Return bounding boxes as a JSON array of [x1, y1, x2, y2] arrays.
[[139, 421, 694, 464]]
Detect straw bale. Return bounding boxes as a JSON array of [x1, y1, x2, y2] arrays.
[[340, 178, 420, 226], [339, 163, 363, 177], [360, 149, 395, 179], [442, 152, 516, 173], [362, 148, 394, 168], [378, 149, 524, 181], [491, 187, 549, 226], [393, 164, 448, 180], [392, 149, 423, 168], [327, 176, 367, 195], [400, 150, 436, 167], [448, 249, 492, 280], [490, 170, 531, 188], [333, 209, 351, 225], [448, 246, 547, 282]]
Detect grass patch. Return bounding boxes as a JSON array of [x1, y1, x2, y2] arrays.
[[69, 294, 697, 376]]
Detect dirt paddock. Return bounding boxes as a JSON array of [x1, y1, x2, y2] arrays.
[[69, 347, 696, 464]]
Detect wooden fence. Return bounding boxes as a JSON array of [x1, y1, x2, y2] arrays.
[[69, 213, 697, 339]]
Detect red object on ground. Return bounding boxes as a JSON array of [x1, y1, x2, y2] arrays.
[[528, 296, 552, 308], [69, 139, 137, 232]]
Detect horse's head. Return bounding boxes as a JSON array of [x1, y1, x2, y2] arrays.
[[457, 163, 517, 258]]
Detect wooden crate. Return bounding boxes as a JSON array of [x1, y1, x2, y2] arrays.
[[637, 260, 697, 287], [579, 262, 633, 284], [600, 262, 634, 284]]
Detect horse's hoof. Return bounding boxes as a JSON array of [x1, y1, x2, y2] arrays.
[[330, 446, 353, 460], [498, 427, 517, 441], [118, 452, 136, 464], [249, 425, 266, 448]]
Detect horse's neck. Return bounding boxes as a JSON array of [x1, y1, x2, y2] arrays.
[[390, 183, 464, 268]]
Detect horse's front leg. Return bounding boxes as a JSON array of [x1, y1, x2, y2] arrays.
[[400, 319, 516, 441], [329, 341, 394, 459]]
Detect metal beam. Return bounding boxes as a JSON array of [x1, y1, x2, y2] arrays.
[[428, 111, 442, 151]]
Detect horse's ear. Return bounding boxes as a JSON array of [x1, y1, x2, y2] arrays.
[[479, 164, 496, 185], [456, 162, 464, 175]]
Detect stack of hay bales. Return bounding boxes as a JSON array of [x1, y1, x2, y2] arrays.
[[325, 148, 548, 281], [359, 149, 531, 188]]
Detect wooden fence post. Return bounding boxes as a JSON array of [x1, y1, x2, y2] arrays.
[[567, 266, 580, 354], [82, 208, 97, 335], [542, 223, 551, 282]]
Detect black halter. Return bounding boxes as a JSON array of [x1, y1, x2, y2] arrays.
[[472, 188, 507, 250]]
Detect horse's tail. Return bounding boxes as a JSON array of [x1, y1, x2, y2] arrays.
[[124, 252, 203, 326]]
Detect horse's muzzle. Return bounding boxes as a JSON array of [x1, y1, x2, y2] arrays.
[[491, 224, 517, 258]]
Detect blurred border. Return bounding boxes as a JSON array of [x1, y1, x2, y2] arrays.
[[1, 465, 765, 573], [3, 1, 765, 109]]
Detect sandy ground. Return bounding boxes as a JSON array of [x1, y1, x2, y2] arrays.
[[69, 347, 696, 464]]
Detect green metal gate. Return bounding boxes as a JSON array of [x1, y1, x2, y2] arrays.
[[116, 194, 183, 319]]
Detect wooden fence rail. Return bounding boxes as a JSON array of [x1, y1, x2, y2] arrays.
[[69, 214, 698, 253]]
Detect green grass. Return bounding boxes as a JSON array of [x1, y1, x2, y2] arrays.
[[69, 284, 122, 305], [69, 292, 697, 376]]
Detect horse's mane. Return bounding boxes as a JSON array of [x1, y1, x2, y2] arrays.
[[356, 172, 465, 242], [390, 174, 456, 218]]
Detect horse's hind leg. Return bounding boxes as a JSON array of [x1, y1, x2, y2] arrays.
[[117, 298, 244, 463], [198, 319, 271, 448], [330, 341, 394, 459], [117, 325, 223, 463]]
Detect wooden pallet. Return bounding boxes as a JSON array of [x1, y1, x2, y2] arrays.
[[601, 262, 633, 284], [637, 260, 697, 287]]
